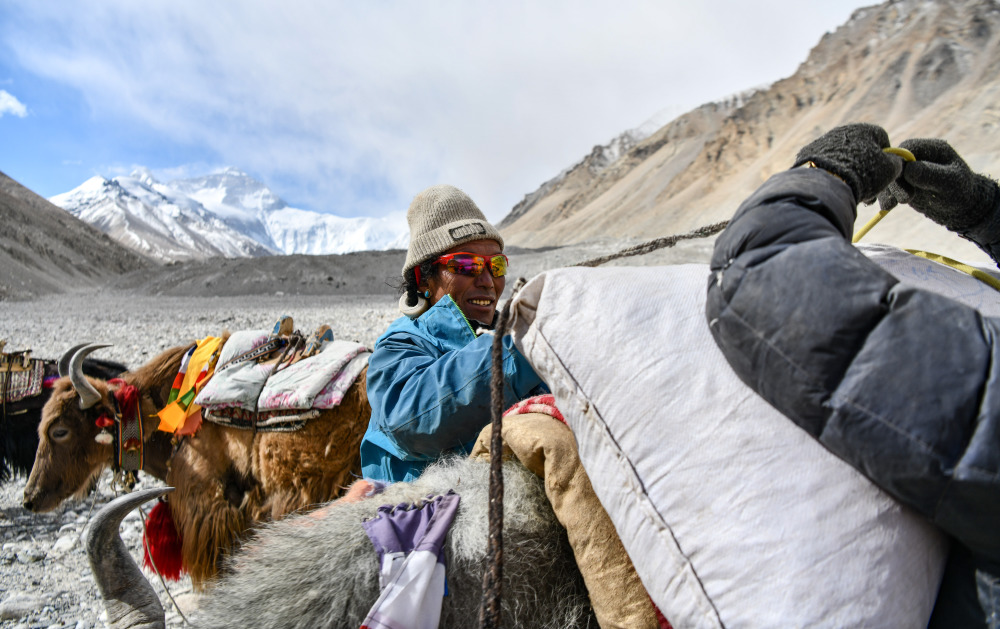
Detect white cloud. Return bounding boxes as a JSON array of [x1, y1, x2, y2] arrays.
[[0, 90, 27, 117], [2, 1, 869, 220]]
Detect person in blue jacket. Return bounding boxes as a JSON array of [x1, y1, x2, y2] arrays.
[[361, 184, 547, 483], [706, 123, 1000, 627]]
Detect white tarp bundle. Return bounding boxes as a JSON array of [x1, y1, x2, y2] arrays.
[[507, 243, 1000, 628]]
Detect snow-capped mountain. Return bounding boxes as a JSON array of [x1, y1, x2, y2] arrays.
[[49, 168, 409, 262]]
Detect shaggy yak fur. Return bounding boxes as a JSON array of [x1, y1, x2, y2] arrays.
[[24, 341, 372, 588], [91, 457, 598, 629], [1, 355, 127, 483]]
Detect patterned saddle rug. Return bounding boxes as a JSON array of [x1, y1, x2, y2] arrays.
[[193, 318, 370, 432], [1, 348, 48, 406]]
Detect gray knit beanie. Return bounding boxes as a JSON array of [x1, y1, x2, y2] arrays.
[[402, 184, 504, 279]]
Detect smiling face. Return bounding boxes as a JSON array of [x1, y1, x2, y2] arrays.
[[422, 239, 505, 325]]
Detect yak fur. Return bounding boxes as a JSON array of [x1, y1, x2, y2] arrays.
[[186, 456, 597, 629]]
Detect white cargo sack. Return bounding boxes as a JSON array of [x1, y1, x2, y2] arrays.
[[506, 244, 998, 628]]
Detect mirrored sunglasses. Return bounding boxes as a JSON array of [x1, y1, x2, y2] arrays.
[[433, 252, 508, 278]]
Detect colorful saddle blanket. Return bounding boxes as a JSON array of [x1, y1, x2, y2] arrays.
[[194, 329, 369, 430], [1, 351, 46, 404]]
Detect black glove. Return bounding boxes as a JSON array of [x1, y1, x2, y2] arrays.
[[877, 138, 1000, 233], [794, 123, 903, 204]]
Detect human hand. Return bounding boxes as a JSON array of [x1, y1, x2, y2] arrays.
[[877, 138, 1000, 233], [794, 123, 904, 204]]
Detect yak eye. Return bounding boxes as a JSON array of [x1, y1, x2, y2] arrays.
[[50, 427, 70, 441]]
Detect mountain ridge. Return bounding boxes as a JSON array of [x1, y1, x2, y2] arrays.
[[0, 170, 154, 300], [50, 168, 409, 262], [498, 0, 1000, 266]]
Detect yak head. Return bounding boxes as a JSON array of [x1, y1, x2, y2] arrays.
[[23, 344, 118, 513]]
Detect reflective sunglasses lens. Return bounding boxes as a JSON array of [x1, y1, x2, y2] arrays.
[[490, 255, 508, 277], [447, 255, 485, 276]]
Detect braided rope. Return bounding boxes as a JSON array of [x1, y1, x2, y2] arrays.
[[574, 220, 729, 268]]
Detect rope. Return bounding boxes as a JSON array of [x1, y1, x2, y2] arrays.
[[479, 282, 519, 629], [851, 147, 915, 245], [573, 220, 729, 267], [905, 250, 1000, 292]]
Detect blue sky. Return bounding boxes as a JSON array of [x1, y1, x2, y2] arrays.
[[0, 1, 874, 222]]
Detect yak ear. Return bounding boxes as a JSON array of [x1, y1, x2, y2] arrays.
[[70, 344, 112, 409]]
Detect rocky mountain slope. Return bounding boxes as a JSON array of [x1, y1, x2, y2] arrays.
[[50, 168, 409, 262], [0, 170, 153, 300], [499, 0, 1000, 266]]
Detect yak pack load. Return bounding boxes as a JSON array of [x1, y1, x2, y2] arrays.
[[191, 316, 370, 433]]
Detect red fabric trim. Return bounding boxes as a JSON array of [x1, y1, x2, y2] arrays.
[[502, 394, 565, 424]]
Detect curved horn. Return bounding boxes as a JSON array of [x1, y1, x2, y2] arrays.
[[70, 343, 111, 409], [58, 343, 91, 378], [85, 486, 172, 629]]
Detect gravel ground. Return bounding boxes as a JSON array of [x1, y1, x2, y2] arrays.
[[0, 236, 716, 628], [0, 292, 400, 629]]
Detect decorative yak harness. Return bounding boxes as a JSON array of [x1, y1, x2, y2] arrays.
[[98, 378, 158, 492]]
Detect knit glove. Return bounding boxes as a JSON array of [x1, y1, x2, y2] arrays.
[[877, 138, 1000, 233], [794, 123, 903, 204]]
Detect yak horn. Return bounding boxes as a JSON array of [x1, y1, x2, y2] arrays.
[[86, 486, 172, 629], [58, 343, 91, 378], [70, 343, 110, 409]]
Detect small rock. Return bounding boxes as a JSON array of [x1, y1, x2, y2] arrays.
[[0, 593, 45, 621], [51, 534, 77, 555], [16, 547, 45, 564]]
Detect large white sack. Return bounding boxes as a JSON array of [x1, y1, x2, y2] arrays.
[[506, 244, 1000, 628]]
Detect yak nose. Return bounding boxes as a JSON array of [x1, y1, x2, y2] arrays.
[[22, 486, 42, 512]]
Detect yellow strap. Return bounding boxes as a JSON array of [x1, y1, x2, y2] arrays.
[[883, 147, 916, 162], [851, 148, 916, 244], [905, 250, 1000, 293], [852, 209, 890, 243]]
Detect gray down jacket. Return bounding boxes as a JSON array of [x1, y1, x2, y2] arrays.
[[705, 166, 1000, 566]]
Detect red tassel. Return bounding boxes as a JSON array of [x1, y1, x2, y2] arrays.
[[142, 500, 185, 580]]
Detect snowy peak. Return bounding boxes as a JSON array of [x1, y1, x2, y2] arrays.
[[51, 173, 275, 262], [49, 169, 409, 262], [172, 167, 286, 219]]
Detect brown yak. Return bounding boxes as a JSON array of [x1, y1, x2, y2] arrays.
[[23, 341, 371, 588]]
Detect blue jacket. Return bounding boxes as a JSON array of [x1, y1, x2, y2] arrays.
[[361, 295, 546, 483]]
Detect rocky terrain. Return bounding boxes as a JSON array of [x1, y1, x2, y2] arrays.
[[0, 290, 409, 629]]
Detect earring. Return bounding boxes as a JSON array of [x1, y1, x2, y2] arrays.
[[424, 290, 431, 298]]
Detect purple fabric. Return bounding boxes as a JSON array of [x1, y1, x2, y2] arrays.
[[363, 491, 461, 566]]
